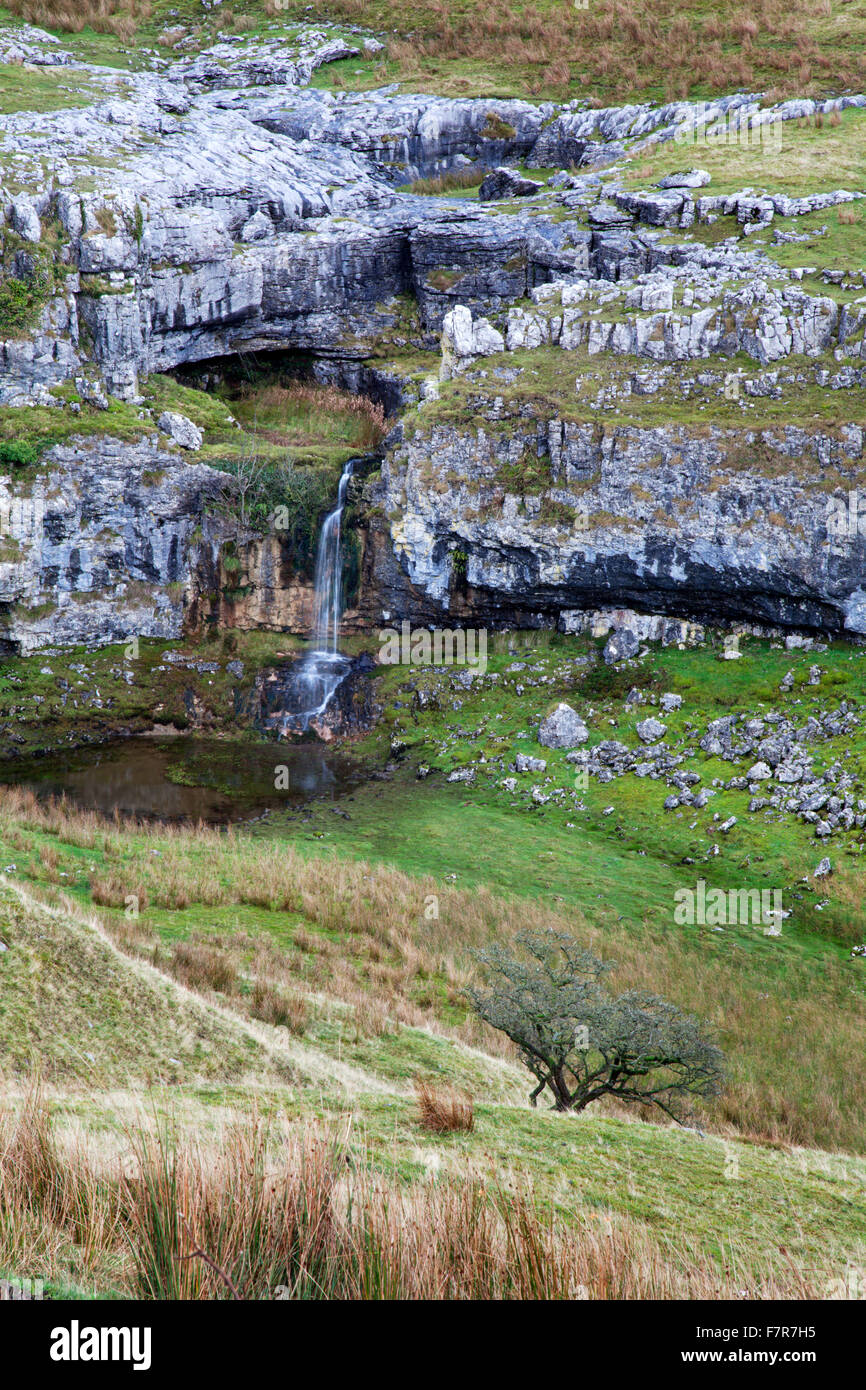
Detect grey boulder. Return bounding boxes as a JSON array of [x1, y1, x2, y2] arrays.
[[603, 628, 640, 665], [538, 702, 589, 749], [636, 717, 667, 743], [479, 167, 542, 201], [658, 168, 711, 189], [157, 411, 203, 450]]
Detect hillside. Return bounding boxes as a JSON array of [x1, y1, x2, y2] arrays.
[[0, 0, 865, 1318], [1, 870, 864, 1300]]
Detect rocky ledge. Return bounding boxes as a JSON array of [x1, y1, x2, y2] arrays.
[[2, 24, 866, 654]]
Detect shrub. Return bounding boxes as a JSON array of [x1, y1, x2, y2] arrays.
[[469, 929, 724, 1120], [0, 440, 40, 468], [0, 278, 37, 335]]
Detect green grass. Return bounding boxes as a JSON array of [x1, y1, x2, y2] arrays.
[[0, 396, 155, 465], [0, 881, 270, 1084], [3, 626, 866, 1295], [0, 630, 297, 757], [0, 64, 102, 114], [621, 106, 866, 198], [4, 628, 866, 1154]]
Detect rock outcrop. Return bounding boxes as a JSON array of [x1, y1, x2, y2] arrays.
[[371, 413, 866, 636], [0, 434, 222, 653], [3, 29, 866, 653]]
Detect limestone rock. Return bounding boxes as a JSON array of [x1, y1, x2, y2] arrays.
[[239, 210, 272, 243], [11, 195, 41, 243], [658, 169, 711, 189], [478, 167, 542, 201], [515, 752, 547, 773], [538, 703, 589, 749], [603, 629, 640, 665], [636, 717, 667, 744], [158, 412, 203, 450]]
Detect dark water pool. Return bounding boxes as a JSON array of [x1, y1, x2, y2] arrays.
[[0, 736, 364, 823]]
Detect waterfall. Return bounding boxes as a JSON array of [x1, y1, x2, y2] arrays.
[[277, 458, 355, 733], [309, 458, 353, 653]]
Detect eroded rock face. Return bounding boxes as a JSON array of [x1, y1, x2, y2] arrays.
[[0, 435, 223, 653], [371, 416, 866, 636], [254, 90, 547, 181], [4, 41, 866, 658]]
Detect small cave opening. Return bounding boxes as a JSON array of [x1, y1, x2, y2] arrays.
[[167, 350, 385, 619], [170, 347, 404, 428]]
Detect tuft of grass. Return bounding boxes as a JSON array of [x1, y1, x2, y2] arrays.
[[170, 941, 237, 996], [221, 381, 386, 456], [409, 168, 485, 196], [250, 980, 309, 1033], [1, 1090, 849, 1301], [3, 0, 151, 43], [415, 1079, 475, 1133]]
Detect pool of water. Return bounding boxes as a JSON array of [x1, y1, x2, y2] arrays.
[[0, 736, 365, 824]]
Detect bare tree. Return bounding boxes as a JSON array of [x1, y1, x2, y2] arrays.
[[215, 441, 271, 541], [468, 929, 724, 1121]]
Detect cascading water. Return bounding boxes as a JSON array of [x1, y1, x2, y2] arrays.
[[310, 458, 353, 654], [274, 458, 355, 734]]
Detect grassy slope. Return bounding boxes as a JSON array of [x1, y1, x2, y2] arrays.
[[3, 0, 866, 102], [0, 880, 273, 1084], [2, 531, 866, 1292], [0, 872, 864, 1298]]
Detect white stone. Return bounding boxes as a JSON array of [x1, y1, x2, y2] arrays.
[[157, 411, 202, 450]]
